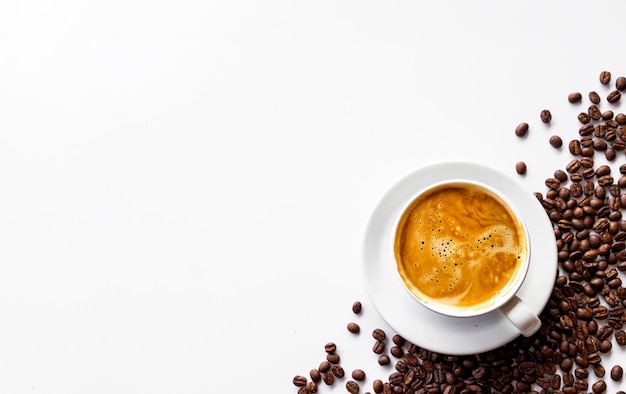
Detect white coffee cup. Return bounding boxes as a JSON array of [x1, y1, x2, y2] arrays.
[[393, 179, 541, 337]]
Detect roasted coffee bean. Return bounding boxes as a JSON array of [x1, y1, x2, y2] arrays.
[[613, 140, 626, 150], [319, 361, 331, 373], [598, 326, 614, 340], [617, 76, 626, 91], [588, 352, 602, 364], [352, 301, 362, 314], [377, 355, 390, 365], [550, 135, 563, 148], [325, 343, 337, 353], [540, 109, 552, 123], [331, 364, 344, 378], [515, 161, 526, 175], [594, 364, 606, 378], [346, 380, 359, 393], [347, 322, 360, 334], [569, 92, 583, 103], [372, 328, 385, 341], [619, 113, 626, 125], [581, 156, 594, 168], [594, 139, 608, 151], [580, 123, 595, 136], [608, 89, 622, 103], [604, 364, 621, 382], [390, 345, 403, 358], [602, 110, 614, 120], [372, 379, 384, 394], [589, 105, 602, 120], [566, 159, 582, 173], [392, 335, 404, 347], [310, 369, 322, 383], [515, 122, 529, 137], [327, 353, 340, 364], [293, 375, 308, 387], [569, 139, 582, 155], [546, 177, 561, 189], [574, 379, 588, 391], [592, 380, 607, 393], [306, 381, 318, 393], [323, 371, 334, 385], [372, 340, 384, 354], [606, 148, 616, 160], [589, 91, 601, 104], [600, 70, 612, 84]]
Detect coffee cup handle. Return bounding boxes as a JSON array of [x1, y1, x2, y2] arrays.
[[498, 295, 541, 337]]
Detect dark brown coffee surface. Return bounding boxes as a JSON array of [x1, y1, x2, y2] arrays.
[[394, 182, 528, 310]]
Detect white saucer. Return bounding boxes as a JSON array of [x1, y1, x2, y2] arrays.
[[362, 161, 557, 355]]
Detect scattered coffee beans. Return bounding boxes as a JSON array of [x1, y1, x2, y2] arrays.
[[295, 71, 626, 394]]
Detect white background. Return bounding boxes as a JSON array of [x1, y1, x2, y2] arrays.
[[1, 1, 626, 393]]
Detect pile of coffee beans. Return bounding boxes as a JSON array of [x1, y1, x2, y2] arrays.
[[293, 71, 626, 393]]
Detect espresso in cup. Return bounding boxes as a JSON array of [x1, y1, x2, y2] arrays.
[[394, 181, 529, 315]]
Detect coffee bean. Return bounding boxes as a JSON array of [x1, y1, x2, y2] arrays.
[[618, 113, 626, 125], [617, 76, 626, 91], [325, 342, 337, 353], [545, 177, 561, 189], [612, 365, 624, 381], [602, 110, 614, 120], [569, 139, 582, 155], [310, 369, 322, 382], [608, 89, 622, 103], [319, 361, 331, 373], [306, 381, 318, 393], [350, 369, 365, 381], [377, 354, 389, 366], [589, 91, 601, 104], [294, 375, 308, 387], [322, 371, 334, 385], [372, 340, 384, 354], [600, 71, 612, 84], [331, 364, 344, 378], [346, 380, 359, 393], [580, 123, 595, 136], [372, 379, 383, 394], [515, 161, 526, 175], [594, 139, 608, 151], [541, 109, 552, 123], [327, 353, 340, 364], [574, 379, 588, 391], [589, 105, 602, 120], [569, 92, 583, 103], [372, 328, 385, 341], [550, 135, 563, 148], [592, 380, 607, 393], [352, 301, 362, 314], [347, 322, 360, 334], [606, 148, 616, 160], [515, 122, 529, 137]]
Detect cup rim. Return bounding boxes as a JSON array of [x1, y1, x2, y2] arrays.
[[392, 178, 531, 318]]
